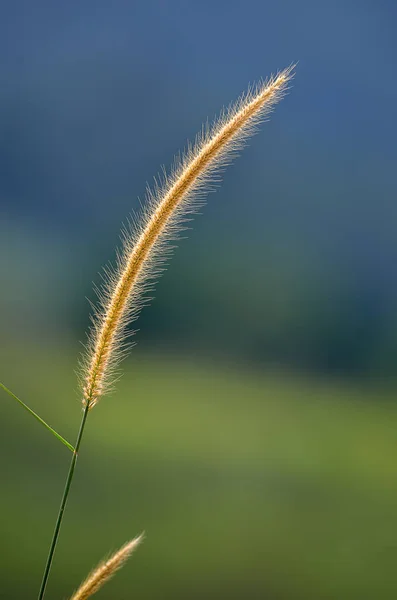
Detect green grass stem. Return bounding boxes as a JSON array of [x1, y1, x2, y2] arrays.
[[37, 403, 89, 600]]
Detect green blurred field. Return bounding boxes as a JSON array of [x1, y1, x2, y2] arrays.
[[1, 343, 397, 599]]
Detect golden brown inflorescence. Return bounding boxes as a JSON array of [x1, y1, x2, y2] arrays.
[[81, 66, 295, 409], [69, 535, 143, 600]]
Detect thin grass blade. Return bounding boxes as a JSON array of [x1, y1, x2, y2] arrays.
[[0, 381, 75, 452]]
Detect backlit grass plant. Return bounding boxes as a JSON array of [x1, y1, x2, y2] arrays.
[[1, 66, 294, 599]]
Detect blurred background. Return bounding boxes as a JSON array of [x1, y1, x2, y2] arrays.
[[1, 0, 397, 598]]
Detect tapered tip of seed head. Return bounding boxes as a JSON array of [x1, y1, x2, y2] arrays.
[[270, 63, 296, 90], [277, 64, 296, 87], [124, 533, 145, 553], [280, 62, 297, 77], [114, 534, 144, 566]]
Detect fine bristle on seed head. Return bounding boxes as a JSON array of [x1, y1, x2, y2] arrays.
[[80, 66, 295, 409]]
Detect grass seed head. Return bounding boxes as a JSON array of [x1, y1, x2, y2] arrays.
[[69, 534, 143, 600], [81, 66, 295, 408]]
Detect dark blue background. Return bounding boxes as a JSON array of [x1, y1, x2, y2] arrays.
[[1, 0, 396, 374]]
